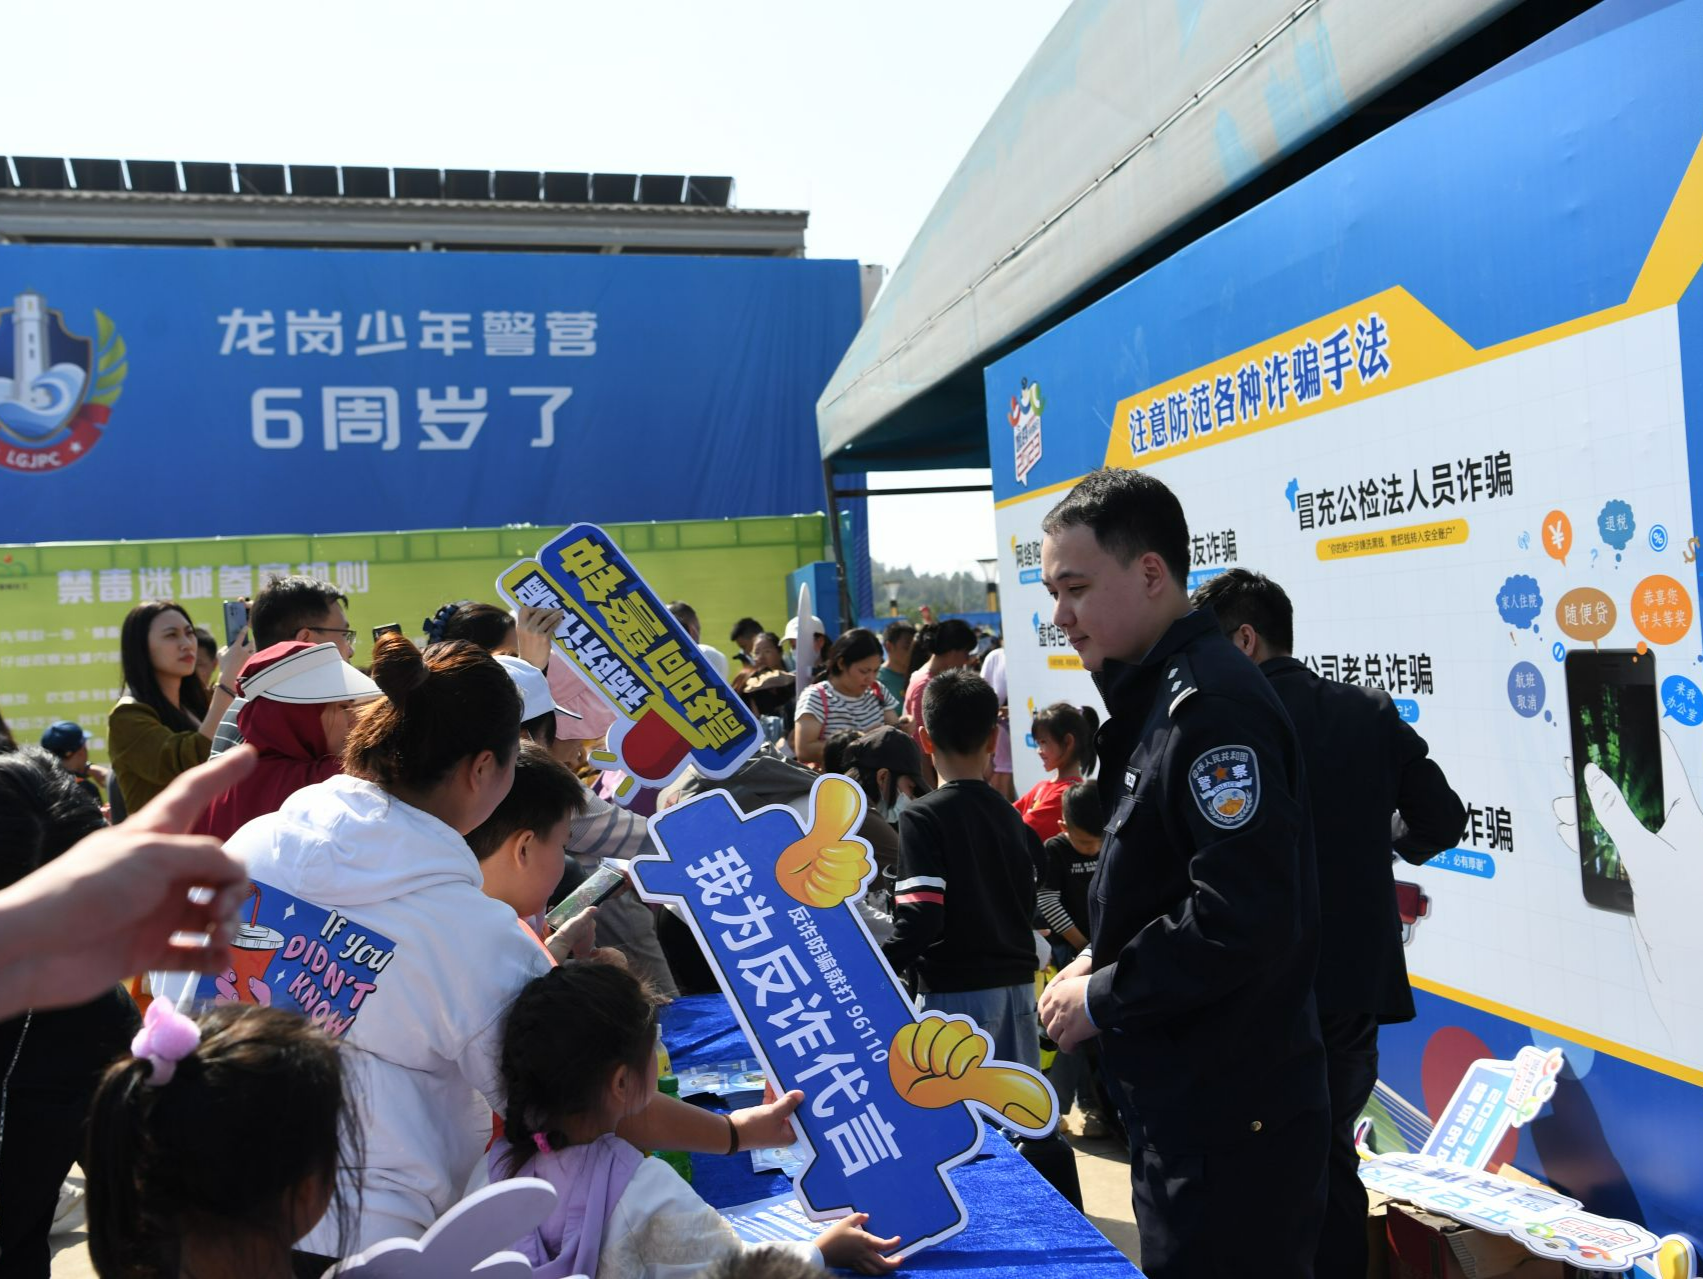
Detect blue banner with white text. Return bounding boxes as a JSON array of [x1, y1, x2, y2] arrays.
[[0, 247, 861, 541]]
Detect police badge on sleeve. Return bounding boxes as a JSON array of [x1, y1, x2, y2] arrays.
[[1188, 746, 1260, 829]]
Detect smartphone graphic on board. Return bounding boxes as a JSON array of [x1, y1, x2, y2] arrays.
[[1564, 649, 1662, 914]]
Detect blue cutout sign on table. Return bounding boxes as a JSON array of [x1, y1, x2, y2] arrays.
[[632, 774, 1058, 1257], [496, 523, 764, 802], [1419, 1043, 1562, 1170]]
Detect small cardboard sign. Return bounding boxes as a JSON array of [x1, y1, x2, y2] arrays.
[[1420, 1044, 1562, 1170], [1361, 1151, 1661, 1272], [189, 880, 394, 1037], [631, 774, 1058, 1258], [496, 524, 763, 802]]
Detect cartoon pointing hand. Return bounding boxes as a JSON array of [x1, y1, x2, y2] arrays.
[[888, 1015, 1056, 1133], [776, 777, 874, 909]]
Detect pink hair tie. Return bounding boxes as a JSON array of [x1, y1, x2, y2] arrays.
[[532, 1132, 552, 1155], [131, 1001, 201, 1086]]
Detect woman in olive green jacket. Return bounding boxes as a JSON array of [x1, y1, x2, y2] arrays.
[[108, 601, 251, 813]]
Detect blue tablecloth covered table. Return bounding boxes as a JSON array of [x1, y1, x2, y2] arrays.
[[660, 994, 1142, 1279]]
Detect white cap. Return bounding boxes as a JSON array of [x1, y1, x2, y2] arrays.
[[239, 642, 381, 705], [783, 615, 826, 643], [497, 655, 582, 722]]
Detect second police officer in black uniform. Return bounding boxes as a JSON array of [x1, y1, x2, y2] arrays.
[[1193, 567, 1467, 1279], [1037, 469, 1329, 1278]]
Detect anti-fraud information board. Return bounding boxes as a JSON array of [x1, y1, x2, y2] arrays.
[[984, 0, 1703, 1239]]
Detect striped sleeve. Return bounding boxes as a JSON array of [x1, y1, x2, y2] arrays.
[[570, 791, 655, 862], [1036, 888, 1074, 935], [894, 875, 946, 907], [881, 806, 946, 973]]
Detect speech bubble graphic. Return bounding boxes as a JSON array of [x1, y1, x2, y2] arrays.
[[1631, 573, 1694, 646], [1541, 510, 1572, 565], [1660, 675, 1702, 726], [1555, 587, 1616, 646], [1507, 662, 1544, 718], [1496, 575, 1543, 629], [1597, 499, 1635, 551]]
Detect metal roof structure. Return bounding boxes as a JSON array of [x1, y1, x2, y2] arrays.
[[0, 160, 806, 255], [813, 0, 1589, 471]]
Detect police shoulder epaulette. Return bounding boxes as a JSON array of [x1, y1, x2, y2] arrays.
[[1162, 655, 1199, 717]]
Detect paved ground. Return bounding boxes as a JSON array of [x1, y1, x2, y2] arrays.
[[1064, 1126, 1143, 1269], [52, 1139, 1144, 1276]]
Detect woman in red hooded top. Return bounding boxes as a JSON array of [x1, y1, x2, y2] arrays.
[[196, 642, 381, 842]]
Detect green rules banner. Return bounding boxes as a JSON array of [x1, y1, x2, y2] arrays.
[[0, 514, 825, 763]]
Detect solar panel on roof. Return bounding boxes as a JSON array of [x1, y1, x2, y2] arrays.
[[13, 156, 70, 190], [182, 161, 234, 195], [543, 171, 591, 204], [591, 173, 638, 204], [494, 170, 542, 202], [70, 158, 126, 191], [236, 163, 287, 196], [393, 168, 442, 199], [340, 166, 389, 198], [637, 174, 687, 205], [443, 169, 491, 201], [685, 175, 734, 207], [288, 164, 340, 196], [126, 160, 181, 194]]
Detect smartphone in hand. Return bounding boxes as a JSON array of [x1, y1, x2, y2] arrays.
[[545, 863, 628, 930], [222, 599, 250, 646]]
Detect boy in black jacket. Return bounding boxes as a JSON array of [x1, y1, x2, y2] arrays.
[[882, 668, 1043, 1067]]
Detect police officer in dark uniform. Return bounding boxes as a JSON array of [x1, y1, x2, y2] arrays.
[[1193, 568, 1467, 1277], [1037, 470, 1329, 1277]]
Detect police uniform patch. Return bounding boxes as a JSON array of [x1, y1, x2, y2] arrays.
[[1187, 746, 1260, 829]]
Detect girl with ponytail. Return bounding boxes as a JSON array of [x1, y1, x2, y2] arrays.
[[84, 1004, 356, 1278], [1015, 702, 1101, 843], [903, 619, 979, 784], [487, 964, 900, 1277]]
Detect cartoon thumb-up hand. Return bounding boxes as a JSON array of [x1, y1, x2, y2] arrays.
[[888, 1015, 1056, 1134], [776, 777, 874, 908]]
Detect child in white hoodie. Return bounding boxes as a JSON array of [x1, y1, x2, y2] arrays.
[[489, 963, 902, 1278], [226, 635, 805, 1255]]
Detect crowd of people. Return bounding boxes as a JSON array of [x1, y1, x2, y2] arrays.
[[0, 466, 1464, 1279], [0, 572, 1031, 1278]]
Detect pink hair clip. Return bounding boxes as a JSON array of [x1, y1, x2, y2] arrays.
[[532, 1131, 552, 1155], [131, 1001, 201, 1086]]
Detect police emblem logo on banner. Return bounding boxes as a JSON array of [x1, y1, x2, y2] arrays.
[[1188, 745, 1260, 828], [0, 291, 126, 474]]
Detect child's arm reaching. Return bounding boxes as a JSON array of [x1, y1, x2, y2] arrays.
[[814, 1212, 903, 1275]]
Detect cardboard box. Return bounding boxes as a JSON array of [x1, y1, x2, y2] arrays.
[[1384, 1200, 1564, 1279]]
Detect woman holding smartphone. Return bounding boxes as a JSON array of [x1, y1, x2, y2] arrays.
[[108, 600, 252, 812]]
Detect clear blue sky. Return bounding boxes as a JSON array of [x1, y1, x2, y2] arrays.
[[6, 0, 1070, 572]]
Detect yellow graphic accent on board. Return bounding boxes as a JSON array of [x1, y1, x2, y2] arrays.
[[1046, 653, 1084, 671], [983, 136, 1703, 509], [1409, 974, 1703, 1089], [1315, 519, 1470, 561]]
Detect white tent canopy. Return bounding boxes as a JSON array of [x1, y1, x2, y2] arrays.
[[817, 0, 1517, 471]]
